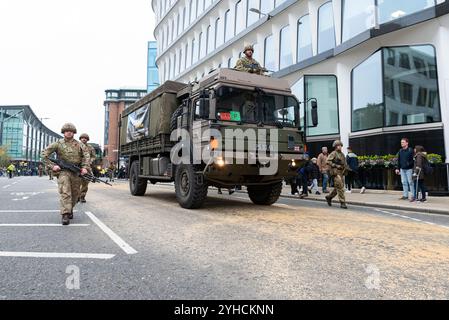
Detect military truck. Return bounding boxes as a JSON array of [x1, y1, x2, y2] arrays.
[[120, 69, 317, 209]]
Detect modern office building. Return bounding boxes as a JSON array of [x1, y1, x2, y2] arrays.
[[0, 105, 61, 167], [147, 41, 160, 93], [103, 88, 147, 166], [151, 0, 449, 160]]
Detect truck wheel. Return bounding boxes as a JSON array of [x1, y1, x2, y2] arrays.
[[170, 106, 183, 132], [129, 161, 147, 196], [247, 182, 283, 205], [175, 165, 208, 209]]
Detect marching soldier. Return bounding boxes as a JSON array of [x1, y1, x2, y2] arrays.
[[325, 140, 349, 209], [234, 45, 267, 75], [78, 133, 96, 203], [41, 123, 90, 225]]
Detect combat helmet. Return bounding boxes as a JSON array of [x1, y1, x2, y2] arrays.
[[333, 140, 343, 148], [243, 44, 254, 53], [79, 133, 90, 141], [61, 123, 77, 134]]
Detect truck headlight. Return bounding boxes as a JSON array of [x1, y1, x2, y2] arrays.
[[216, 156, 226, 167]]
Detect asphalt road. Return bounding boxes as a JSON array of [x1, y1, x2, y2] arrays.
[[1, 176, 449, 300]]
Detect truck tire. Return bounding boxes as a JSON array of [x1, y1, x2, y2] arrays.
[[129, 161, 147, 196], [170, 106, 183, 132], [247, 182, 283, 206], [175, 164, 208, 209]]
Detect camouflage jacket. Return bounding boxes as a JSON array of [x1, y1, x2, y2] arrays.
[[235, 56, 265, 75], [41, 138, 91, 170], [327, 150, 348, 177], [81, 142, 96, 166]]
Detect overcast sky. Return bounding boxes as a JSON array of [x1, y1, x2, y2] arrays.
[[0, 0, 156, 145]]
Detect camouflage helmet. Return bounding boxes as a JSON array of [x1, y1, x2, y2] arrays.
[[61, 123, 77, 134], [79, 133, 90, 141], [333, 140, 343, 148], [243, 44, 254, 53]]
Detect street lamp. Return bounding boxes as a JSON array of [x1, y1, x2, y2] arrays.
[[249, 8, 273, 20]]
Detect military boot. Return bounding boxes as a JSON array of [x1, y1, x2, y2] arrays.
[[62, 214, 70, 225], [80, 197, 86, 203], [68, 211, 74, 219], [325, 195, 332, 207], [340, 202, 348, 209]]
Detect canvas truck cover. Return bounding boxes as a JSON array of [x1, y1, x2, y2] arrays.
[[121, 81, 186, 146]]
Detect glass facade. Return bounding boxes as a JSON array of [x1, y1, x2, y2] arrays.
[[318, 2, 336, 54], [342, 0, 374, 42], [378, 0, 435, 24], [279, 25, 292, 70], [0, 106, 61, 165], [297, 15, 313, 63], [264, 34, 276, 72], [147, 41, 159, 92], [352, 45, 441, 132], [291, 76, 340, 137]]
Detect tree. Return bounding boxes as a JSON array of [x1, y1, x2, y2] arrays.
[[0, 146, 11, 167]]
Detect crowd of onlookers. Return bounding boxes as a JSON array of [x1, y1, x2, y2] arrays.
[[289, 137, 432, 203]]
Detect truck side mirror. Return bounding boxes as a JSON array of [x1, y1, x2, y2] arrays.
[[311, 100, 318, 127]]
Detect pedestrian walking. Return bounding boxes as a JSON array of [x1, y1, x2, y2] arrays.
[[78, 133, 96, 203], [299, 160, 314, 199], [6, 163, 15, 179], [309, 158, 321, 195], [413, 145, 429, 203], [325, 140, 348, 209], [317, 147, 330, 194], [108, 162, 116, 182], [345, 147, 361, 194], [395, 138, 415, 202], [38, 163, 43, 177], [41, 123, 90, 226]]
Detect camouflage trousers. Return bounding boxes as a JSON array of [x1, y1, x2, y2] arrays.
[[80, 179, 90, 199], [57, 171, 81, 215], [328, 175, 346, 203]]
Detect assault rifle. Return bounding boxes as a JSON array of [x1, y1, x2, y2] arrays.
[[48, 158, 112, 186]]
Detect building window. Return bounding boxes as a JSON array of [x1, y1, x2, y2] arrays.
[[199, 31, 206, 59], [224, 9, 233, 42], [261, 0, 274, 14], [235, 0, 245, 35], [352, 45, 441, 131], [264, 34, 276, 72], [342, 0, 374, 42], [297, 15, 312, 63], [183, 7, 188, 30], [399, 53, 410, 69], [318, 2, 336, 54], [247, 0, 260, 26], [177, 14, 181, 36], [206, 25, 212, 54], [291, 76, 339, 136], [378, 0, 435, 25], [352, 51, 383, 131], [279, 25, 292, 70], [191, 38, 197, 65], [215, 17, 224, 48]]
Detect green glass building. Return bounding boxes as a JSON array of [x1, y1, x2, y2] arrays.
[[0, 106, 61, 168]]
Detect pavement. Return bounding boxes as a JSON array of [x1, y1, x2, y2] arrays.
[[2, 176, 449, 299], [280, 186, 449, 215]]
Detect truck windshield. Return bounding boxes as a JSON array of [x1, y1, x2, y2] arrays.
[[215, 87, 299, 127]]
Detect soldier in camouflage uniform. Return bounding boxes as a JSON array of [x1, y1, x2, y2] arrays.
[[325, 140, 349, 209], [78, 133, 96, 203], [234, 45, 267, 75], [41, 123, 90, 225]]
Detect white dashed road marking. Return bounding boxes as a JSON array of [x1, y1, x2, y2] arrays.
[[85, 211, 138, 255], [0, 252, 115, 259], [374, 208, 449, 230], [0, 224, 90, 227]]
